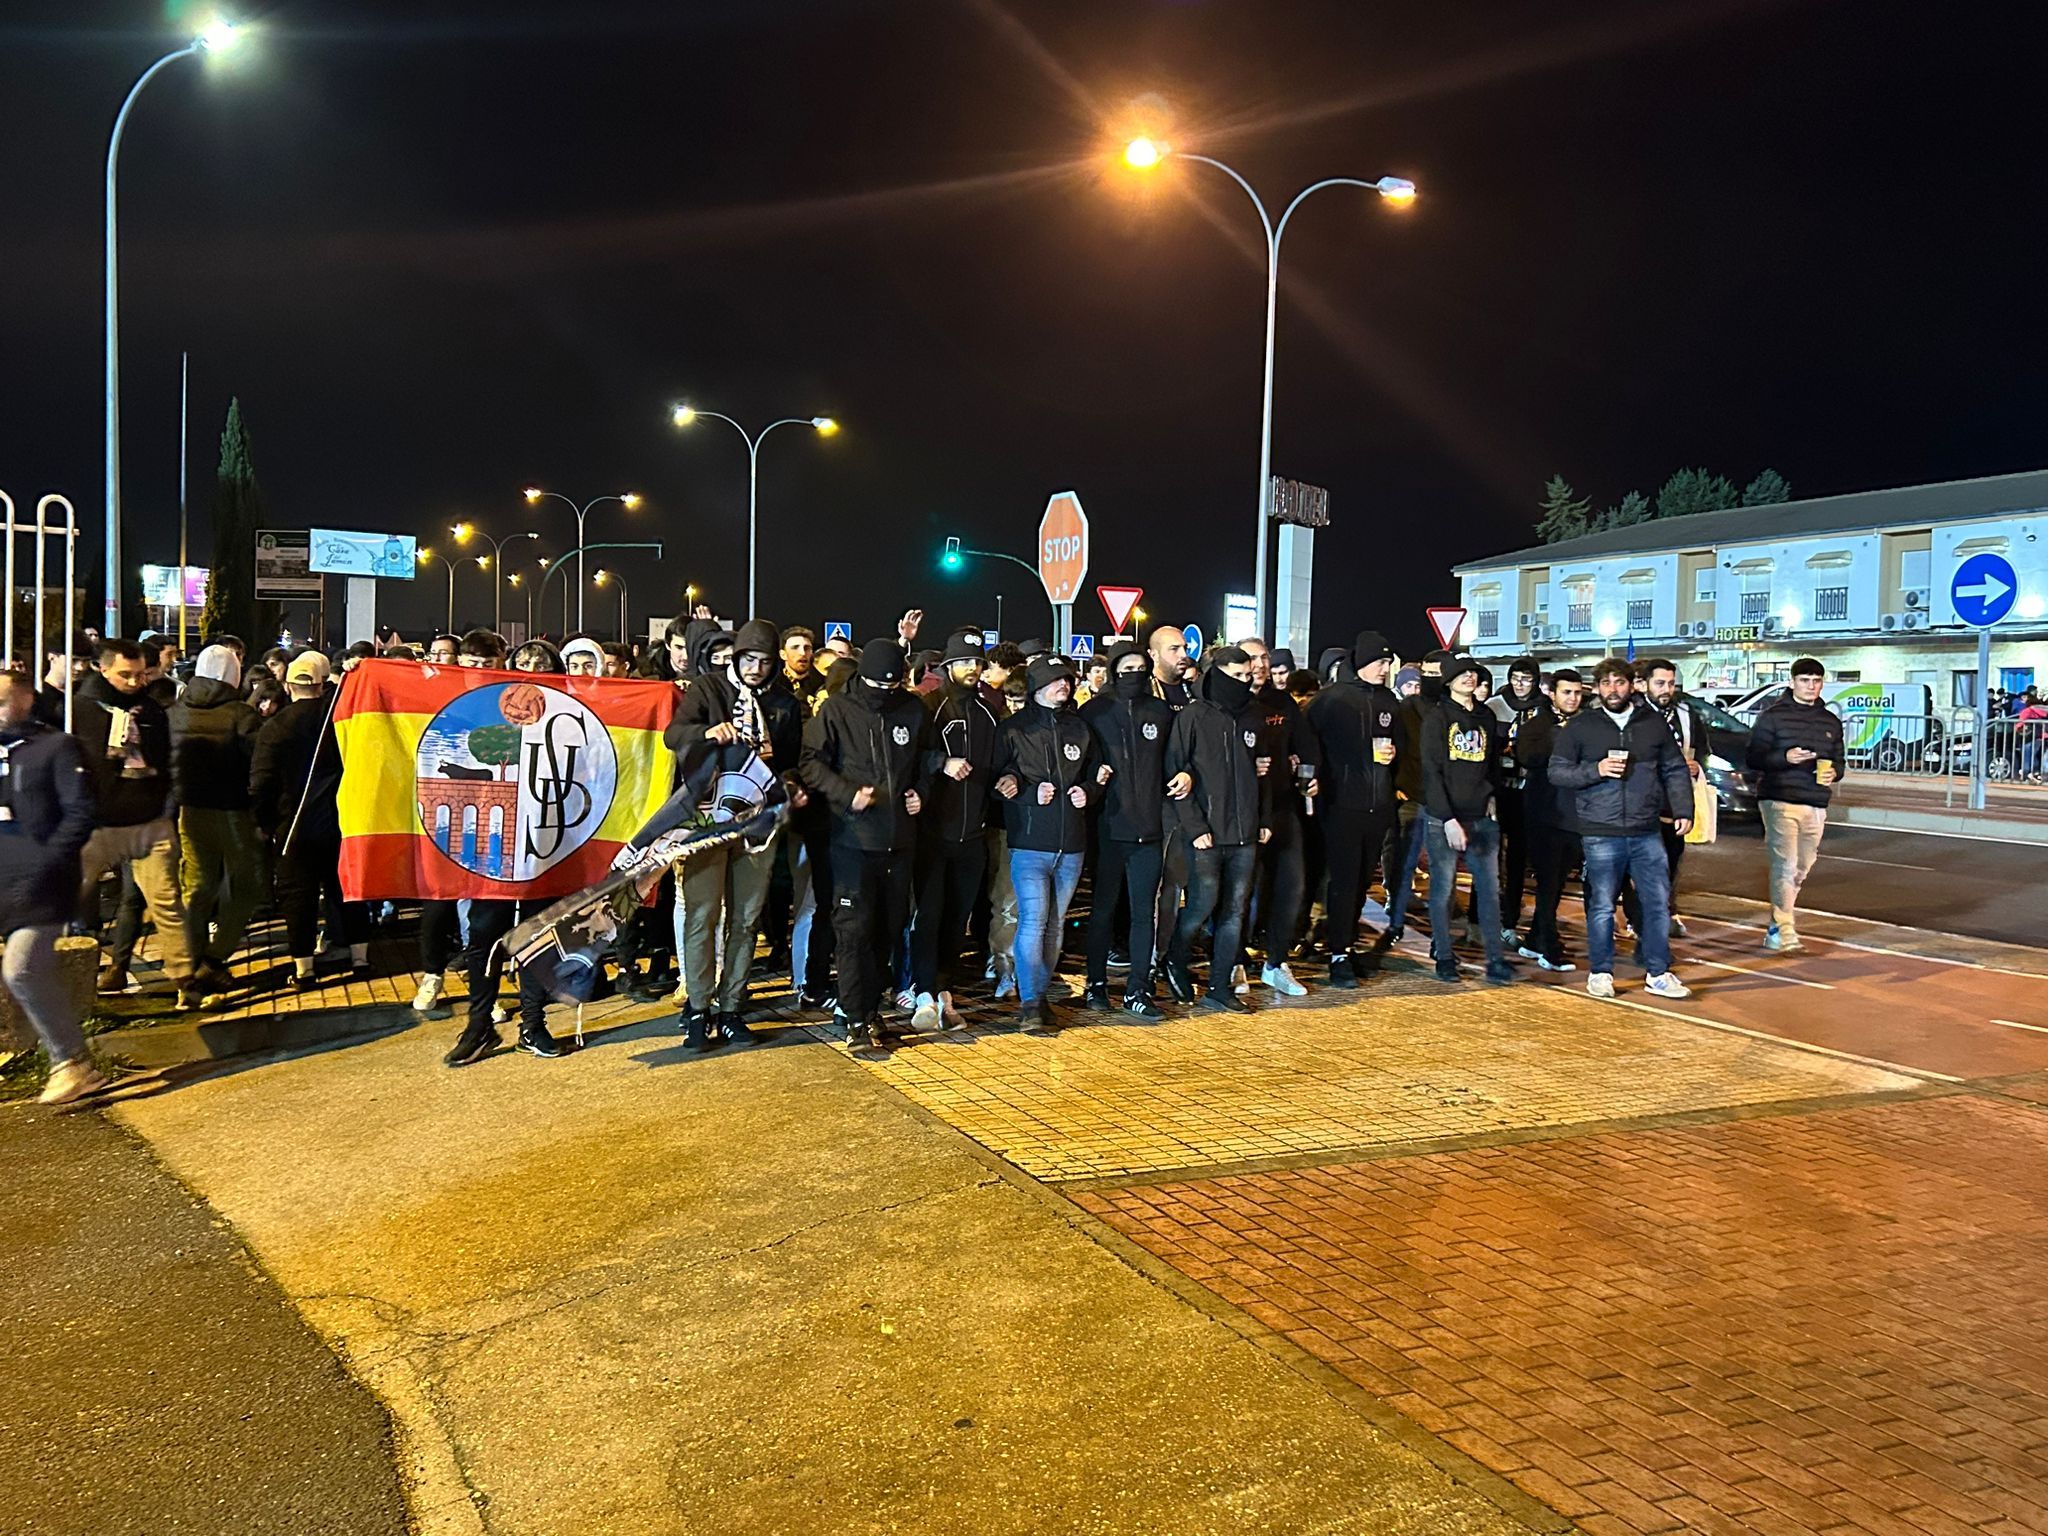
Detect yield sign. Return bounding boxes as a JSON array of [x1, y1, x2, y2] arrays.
[[1098, 584, 1143, 635], [1426, 606, 1467, 649], [1038, 491, 1089, 605]]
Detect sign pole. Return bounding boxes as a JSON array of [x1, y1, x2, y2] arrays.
[[1972, 626, 1990, 811], [177, 350, 188, 653]]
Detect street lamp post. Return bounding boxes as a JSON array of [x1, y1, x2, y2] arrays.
[[451, 523, 541, 633], [419, 549, 485, 633], [670, 406, 837, 618], [1124, 137, 1415, 637], [594, 570, 630, 644], [507, 571, 537, 639], [105, 19, 244, 636], [521, 488, 641, 631]]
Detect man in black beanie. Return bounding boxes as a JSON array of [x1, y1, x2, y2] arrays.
[[799, 637, 936, 1055], [1080, 642, 1174, 1017], [909, 631, 1000, 1031], [1305, 629, 1403, 986], [1384, 647, 1455, 941]]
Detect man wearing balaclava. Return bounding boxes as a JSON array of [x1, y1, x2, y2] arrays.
[[908, 632, 1001, 1032], [665, 618, 807, 1051], [167, 643, 265, 1005], [991, 654, 1100, 1031], [1383, 647, 1456, 942], [1305, 629, 1404, 987], [1080, 641, 1174, 1017], [1160, 646, 1272, 1014], [799, 637, 937, 1056], [1487, 655, 1546, 951]]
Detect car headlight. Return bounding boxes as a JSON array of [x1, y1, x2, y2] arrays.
[[1706, 753, 1734, 774]]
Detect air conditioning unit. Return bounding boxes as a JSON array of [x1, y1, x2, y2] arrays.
[[1518, 612, 1535, 630], [1532, 624, 1560, 643], [1902, 612, 1924, 631], [1762, 616, 1784, 637], [1904, 589, 1928, 610], [1690, 620, 1713, 639], [1881, 612, 1904, 631]]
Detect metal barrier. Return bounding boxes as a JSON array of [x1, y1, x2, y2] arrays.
[[1, 492, 80, 731], [1978, 716, 2048, 785]]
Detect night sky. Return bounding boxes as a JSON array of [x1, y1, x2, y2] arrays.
[[5, 0, 2043, 655]]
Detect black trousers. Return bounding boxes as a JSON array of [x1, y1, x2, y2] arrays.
[[1524, 823, 1581, 961], [1169, 843, 1256, 986], [830, 842, 914, 1021], [910, 835, 987, 996], [275, 834, 367, 959], [1250, 811, 1306, 966], [420, 898, 463, 975], [795, 815, 837, 995], [1152, 826, 1189, 970], [1086, 837, 1162, 992], [1321, 803, 1395, 955], [457, 899, 517, 1036], [1497, 786, 1529, 928]]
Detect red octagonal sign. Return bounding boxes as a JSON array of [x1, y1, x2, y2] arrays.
[[1038, 491, 1089, 605]]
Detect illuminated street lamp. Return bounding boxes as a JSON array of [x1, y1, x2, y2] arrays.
[[670, 404, 838, 617], [593, 568, 631, 644], [522, 487, 641, 630], [1124, 136, 1416, 637], [418, 548, 486, 634], [104, 16, 246, 635], [451, 522, 541, 632]]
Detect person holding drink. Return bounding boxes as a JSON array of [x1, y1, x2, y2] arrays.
[[1745, 657, 1845, 954]]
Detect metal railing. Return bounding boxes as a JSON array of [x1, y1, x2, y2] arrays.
[[1830, 708, 2041, 808], [1978, 716, 2048, 786]]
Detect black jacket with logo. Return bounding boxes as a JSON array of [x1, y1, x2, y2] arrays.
[[799, 685, 938, 852], [70, 672, 172, 828], [1420, 696, 1502, 823], [994, 702, 1100, 854], [1305, 678, 1402, 815], [923, 681, 1003, 845], [1549, 704, 1694, 836], [1080, 690, 1174, 843], [1746, 696, 1845, 807], [1164, 674, 1269, 848], [1249, 684, 1319, 821], [1488, 682, 1548, 790]]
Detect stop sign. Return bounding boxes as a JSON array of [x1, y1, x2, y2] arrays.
[[1038, 491, 1089, 605]]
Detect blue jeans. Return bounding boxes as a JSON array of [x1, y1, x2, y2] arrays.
[[1423, 814, 1503, 973], [1385, 801, 1427, 935], [1010, 848, 1084, 1005], [1582, 834, 1672, 976]]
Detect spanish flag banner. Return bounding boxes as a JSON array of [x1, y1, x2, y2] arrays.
[[335, 659, 677, 902]]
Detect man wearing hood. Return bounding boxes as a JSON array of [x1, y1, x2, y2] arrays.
[[1487, 655, 1547, 949], [1240, 638, 1316, 997], [1305, 629, 1405, 987], [1161, 647, 1272, 1013], [991, 655, 1100, 1032], [1384, 648, 1453, 942], [168, 644, 267, 1002], [1419, 656, 1516, 985], [666, 618, 806, 1049], [1081, 642, 1173, 1018], [71, 638, 194, 999], [800, 638, 937, 1056], [910, 632, 1000, 1031], [1514, 666, 1583, 972]]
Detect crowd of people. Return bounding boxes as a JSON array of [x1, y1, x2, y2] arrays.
[[0, 608, 1851, 1100]]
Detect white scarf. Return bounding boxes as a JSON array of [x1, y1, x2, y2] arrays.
[[726, 662, 767, 748]]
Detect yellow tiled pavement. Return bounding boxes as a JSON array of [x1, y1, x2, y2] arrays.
[[833, 971, 1925, 1182]]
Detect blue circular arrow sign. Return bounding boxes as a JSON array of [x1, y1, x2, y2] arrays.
[[1951, 552, 2019, 628]]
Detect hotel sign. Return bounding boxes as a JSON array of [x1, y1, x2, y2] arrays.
[[1713, 624, 1763, 643]]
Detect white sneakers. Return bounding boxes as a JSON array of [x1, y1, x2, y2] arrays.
[[937, 990, 965, 1030], [1535, 955, 1577, 973], [39, 1058, 111, 1105], [1231, 964, 1250, 996], [911, 992, 941, 1033], [1586, 972, 1616, 999], [412, 974, 444, 1013], [1588, 970, 1691, 1000], [1261, 963, 1307, 997], [1765, 924, 1804, 953]]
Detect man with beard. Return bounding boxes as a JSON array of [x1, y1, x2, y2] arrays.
[[1419, 656, 1516, 985], [800, 638, 936, 1056], [1514, 667, 1584, 972], [666, 618, 806, 1050], [910, 632, 999, 1032], [1161, 647, 1271, 1014], [1081, 642, 1173, 1018], [1630, 658, 1712, 942], [1487, 655, 1547, 949], [1239, 637, 1316, 996], [1304, 629, 1403, 987]]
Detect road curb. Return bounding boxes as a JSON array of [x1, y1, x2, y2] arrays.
[[1832, 802, 2048, 843]]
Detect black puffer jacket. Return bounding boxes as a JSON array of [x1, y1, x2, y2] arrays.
[[0, 719, 96, 930], [1549, 704, 1693, 836], [251, 694, 344, 844], [1080, 688, 1174, 843], [70, 672, 172, 828], [1164, 670, 1268, 848], [799, 683, 937, 851], [1514, 707, 1578, 831], [923, 680, 1003, 844], [1746, 695, 1846, 807], [1305, 677, 1402, 814], [168, 677, 263, 812], [994, 701, 1099, 853]]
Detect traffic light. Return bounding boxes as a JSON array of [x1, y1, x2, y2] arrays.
[[942, 536, 962, 571]]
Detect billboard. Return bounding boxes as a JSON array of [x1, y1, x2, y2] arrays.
[[309, 528, 417, 580], [255, 529, 323, 598], [141, 564, 209, 608]]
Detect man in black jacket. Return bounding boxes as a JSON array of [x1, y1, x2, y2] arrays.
[[1514, 668, 1584, 971], [1305, 629, 1403, 987], [1384, 648, 1452, 942], [1744, 656, 1844, 953], [1549, 659, 1694, 1000], [992, 656, 1099, 1031], [1, 669, 105, 1102], [910, 632, 999, 1031], [663, 618, 806, 1047], [1630, 658, 1714, 942], [1486, 656, 1546, 948], [1419, 656, 1516, 985], [800, 638, 936, 1055], [1081, 643, 1173, 1018], [1241, 638, 1317, 997], [72, 638, 195, 998], [169, 643, 267, 1000], [1161, 648, 1271, 1014]]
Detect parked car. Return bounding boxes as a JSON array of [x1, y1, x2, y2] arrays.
[[1685, 696, 1761, 818]]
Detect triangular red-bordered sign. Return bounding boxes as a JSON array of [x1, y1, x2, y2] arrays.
[[1426, 606, 1467, 649], [1098, 585, 1144, 635]]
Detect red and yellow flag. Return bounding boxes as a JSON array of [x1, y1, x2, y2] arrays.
[[335, 659, 677, 901]]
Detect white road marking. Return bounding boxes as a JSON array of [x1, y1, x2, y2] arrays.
[[1823, 854, 1936, 871], [1677, 911, 2048, 980], [1990, 1018, 2048, 1035]]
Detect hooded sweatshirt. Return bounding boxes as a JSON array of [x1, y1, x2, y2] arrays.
[[798, 640, 937, 851], [1420, 689, 1501, 823], [168, 646, 263, 812], [666, 618, 804, 784], [1080, 648, 1174, 843], [1305, 630, 1402, 815], [1163, 665, 1269, 847], [922, 663, 1003, 844], [994, 665, 1099, 854]]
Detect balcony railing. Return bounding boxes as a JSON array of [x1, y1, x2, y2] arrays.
[[1476, 609, 1499, 639], [1740, 591, 1770, 622], [1626, 599, 1653, 632], [1567, 603, 1592, 633], [1815, 586, 1850, 622]]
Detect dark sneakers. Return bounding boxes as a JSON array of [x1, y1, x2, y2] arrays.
[[836, 1012, 889, 1056], [1082, 983, 1114, 1012], [1433, 964, 1462, 984], [1483, 962, 1516, 985], [518, 1029, 571, 1059], [715, 1011, 759, 1047], [1019, 999, 1059, 1035], [1163, 959, 1198, 1005], [1198, 989, 1251, 1015], [1121, 993, 1164, 1020], [682, 1011, 717, 1051], [1327, 953, 1358, 989], [443, 1027, 502, 1068]]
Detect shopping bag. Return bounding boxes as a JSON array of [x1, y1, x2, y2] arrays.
[[1684, 773, 1718, 844]]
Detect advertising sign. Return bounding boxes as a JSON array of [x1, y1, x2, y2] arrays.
[[309, 529, 418, 579], [255, 529, 324, 598], [140, 564, 209, 608]]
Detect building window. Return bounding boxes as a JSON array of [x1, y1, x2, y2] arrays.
[[1695, 568, 1715, 605], [1740, 591, 1770, 623], [1567, 603, 1592, 633], [1626, 599, 1653, 632], [1532, 582, 1550, 613], [1476, 609, 1499, 639], [1902, 549, 1931, 593], [1814, 587, 1850, 622]]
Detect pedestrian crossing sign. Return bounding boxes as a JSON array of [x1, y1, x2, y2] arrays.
[[823, 621, 852, 643], [1068, 634, 1095, 660]]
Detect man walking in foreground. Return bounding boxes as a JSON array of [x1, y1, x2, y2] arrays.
[[1745, 656, 1844, 953], [1548, 659, 1694, 1001]]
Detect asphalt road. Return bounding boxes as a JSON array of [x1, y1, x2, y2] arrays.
[[1681, 820, 2048, 948], [0, 1107, 410, 1536]]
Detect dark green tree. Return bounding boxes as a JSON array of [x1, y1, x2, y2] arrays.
[[1653, 468, 1739, 521], [1536, 474, 1591, 543], [200, 398, 265, 643], [1592, 489, 1650, 531], [467, 725, 522, 780], [1742, 468, 1792, 506]]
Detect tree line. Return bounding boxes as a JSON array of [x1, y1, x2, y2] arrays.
[[1536, 467, 1790, 544]]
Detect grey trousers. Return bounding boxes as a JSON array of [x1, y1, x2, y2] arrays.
[[180, 806, 266, 966], [4, 925, 86, 1066], [679, 835, 778, 1013]]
